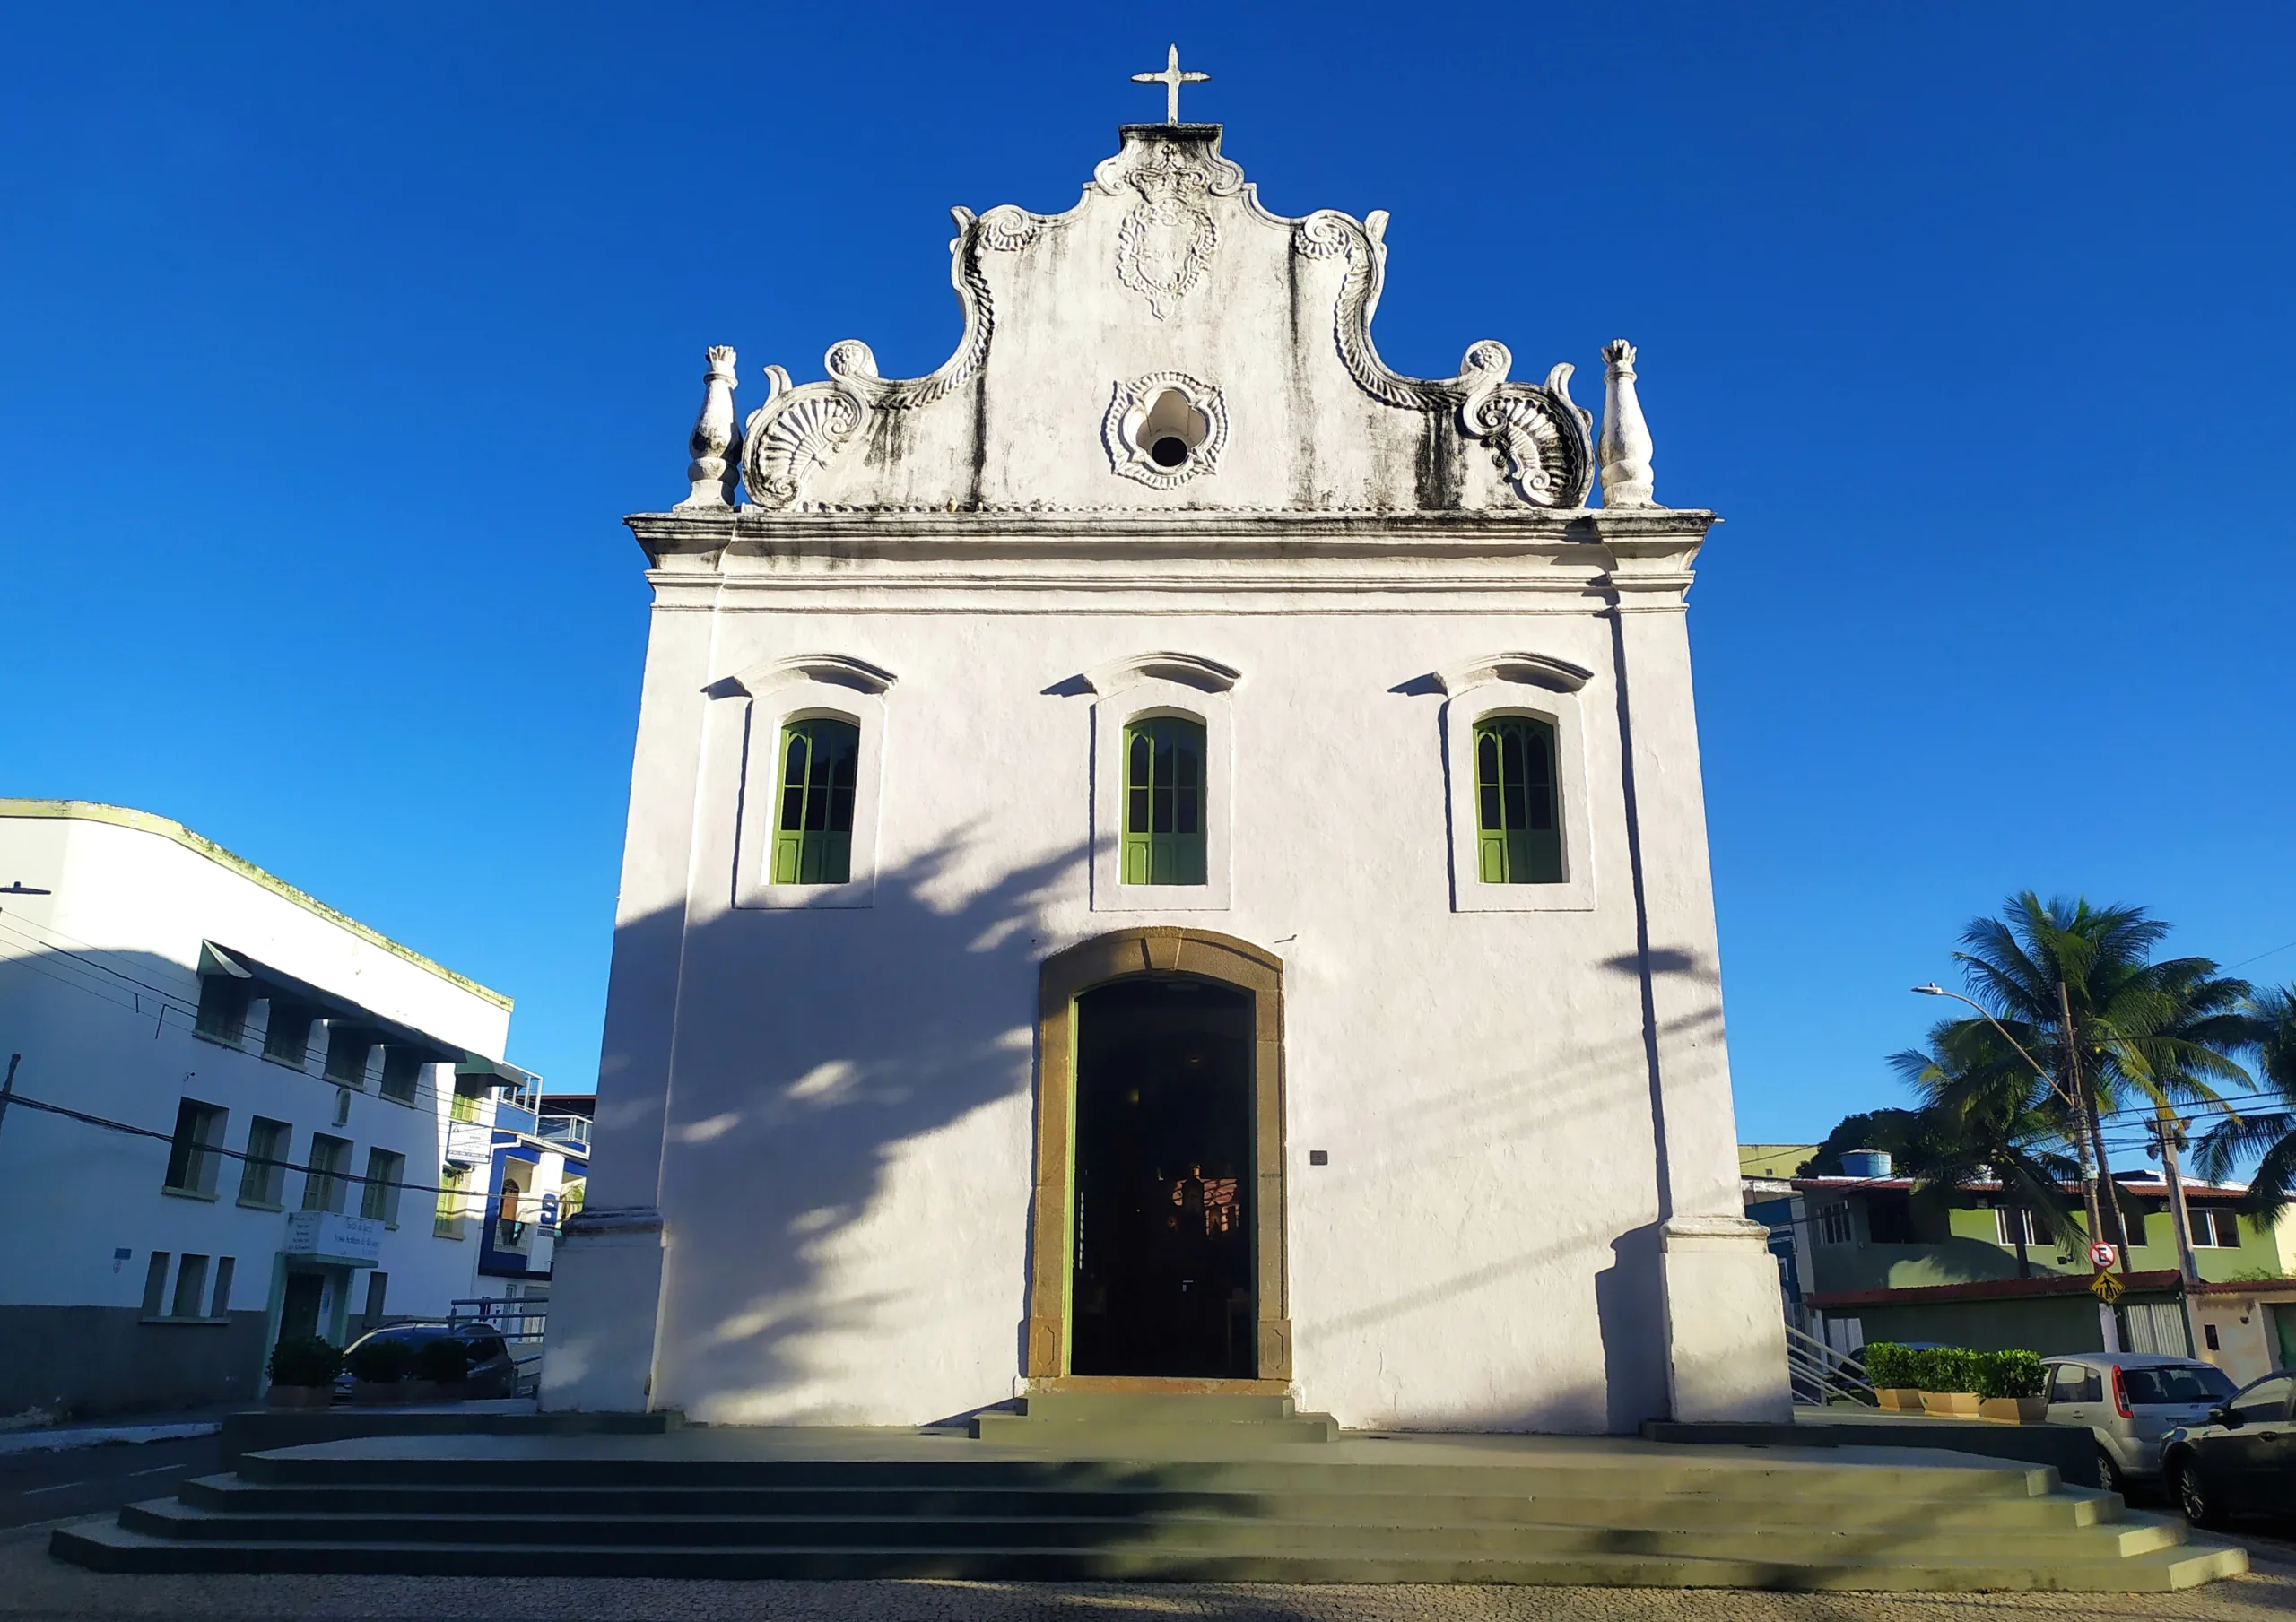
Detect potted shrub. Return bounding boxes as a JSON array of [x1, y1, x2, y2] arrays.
[[265, 1335, 342, 1409], [413, 1335, 470, 1399], [1863, 1342, 1922, 1411], [1977, 1349, 2048, 1423], [344, 1336, 430, 1404], [1915, 1346, 1983, 1417]]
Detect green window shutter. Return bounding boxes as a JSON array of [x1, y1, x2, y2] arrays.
[[1472, 716, 1563, 884], [772, 718, 861, 885], [1121, 716, 1207, 886]]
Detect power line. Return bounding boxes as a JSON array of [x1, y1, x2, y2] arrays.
[[0, 932, 480, 1114], [0, 1088, 572, 1203], [2225, 938, 2296, 972]]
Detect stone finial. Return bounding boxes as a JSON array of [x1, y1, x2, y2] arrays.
[[1597, 340, 1657, 508], [674, 346, 742, 509]]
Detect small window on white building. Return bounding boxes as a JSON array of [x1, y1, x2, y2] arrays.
[[323, 1026, 375, 1087], [378, 1047, 425, 1106], [238, 1116, 290, 1208], [161, 1100, 227, 1197], [361, 1149, 405, 1227], [140, 1252, 171, 1318], [194, 976, 250, 1044], [1434, 655, 1597, 914], [719, 655, 894, 913], [1814, 1201, 1853, 1245], [209, 1256, 235, 1318], [262, 997, 315, 1068], [170, 1254, 210, 1321], [302, 1133, 352, 1214], [435, 1166, 471, 1238]]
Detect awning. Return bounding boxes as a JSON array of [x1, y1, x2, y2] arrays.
[[196, 941, 463, 1064], [455, 1053, 539, 1090]]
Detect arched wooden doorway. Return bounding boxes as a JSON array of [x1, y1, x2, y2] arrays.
[[1026, 928, 1289, 1387]]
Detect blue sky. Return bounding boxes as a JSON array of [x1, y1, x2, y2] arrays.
[[4, 4, 2291, 1141]]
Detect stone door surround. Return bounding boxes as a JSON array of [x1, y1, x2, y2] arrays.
[[1026, 926, 1290, 1387]]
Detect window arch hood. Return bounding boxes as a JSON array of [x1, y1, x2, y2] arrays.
[[1432, 651, 1593, 696], [1082, 651, 1240, 696], [711, 652, 899, 699]]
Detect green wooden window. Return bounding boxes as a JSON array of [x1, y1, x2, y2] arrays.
[[773, 717, 859, 885], [1474, 716, 1563, 884], [1122, 716, 1206, 886]]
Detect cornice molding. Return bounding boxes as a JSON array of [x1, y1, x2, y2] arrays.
[[627, 506, 1716, 563]]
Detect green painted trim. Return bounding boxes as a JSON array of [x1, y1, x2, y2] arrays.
[[0, 800, 512, 1011]]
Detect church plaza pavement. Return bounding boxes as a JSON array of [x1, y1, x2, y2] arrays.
[[7, 1519, 2295, 1622]]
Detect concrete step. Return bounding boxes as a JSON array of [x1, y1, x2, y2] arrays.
[[1013, 1392, 1301, 1422], [48, 1519, 2249, 1591], [231, 1449, 2066, 1501], [966, 1392, 1342, 1441], [175, 1475, 2126, 1531], [112, 1496, 2193, 1562]]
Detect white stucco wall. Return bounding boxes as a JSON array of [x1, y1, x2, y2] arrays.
[[544, 120, 1784, 1431], [0, 805, 515, 1404]]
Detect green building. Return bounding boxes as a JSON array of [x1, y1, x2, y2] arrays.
[[1745, 1157, 2296, 1383]]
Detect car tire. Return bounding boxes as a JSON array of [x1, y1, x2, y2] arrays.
[[2170, 1456, 2222, 1530], [2094, 1446, 2125, 1496]]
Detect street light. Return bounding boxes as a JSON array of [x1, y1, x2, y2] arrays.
[[1910, 984, 2080, 1111]]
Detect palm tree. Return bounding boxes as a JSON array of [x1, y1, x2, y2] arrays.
[[1950, 893, 2250, 1254], [2196, 985, 2296, 1221], [1889, 1020, 2083, 1278]]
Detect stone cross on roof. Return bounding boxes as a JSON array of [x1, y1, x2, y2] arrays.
[[1131, 44, 1209, 126]]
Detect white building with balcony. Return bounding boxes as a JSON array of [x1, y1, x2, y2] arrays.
[[0, 801, 524, 1419], [468, 1089, 590, 1305]]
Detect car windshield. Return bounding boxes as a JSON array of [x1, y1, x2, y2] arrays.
[[2123, 1365, 2237, 1404]]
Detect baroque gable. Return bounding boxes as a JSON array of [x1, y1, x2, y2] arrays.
[[734, 125, 1596, 516]]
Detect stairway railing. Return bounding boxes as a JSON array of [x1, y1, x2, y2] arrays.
[[1786, 1322, 1875, 1408]]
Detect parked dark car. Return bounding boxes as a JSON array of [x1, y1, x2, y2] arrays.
[[2161, 1369, 2296, 1528], [333, 1323, 517, 1401]]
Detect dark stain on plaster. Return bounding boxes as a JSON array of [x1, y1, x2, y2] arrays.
[[1413, 412, 1459, 513], [968, 369, 989, 511], [1283, 239, 1317, 509]]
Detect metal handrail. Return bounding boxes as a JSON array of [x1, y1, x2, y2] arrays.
[[1785, 1322, 1875, 1407]]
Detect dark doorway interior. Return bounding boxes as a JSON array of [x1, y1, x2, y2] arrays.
[[1070, 976, 1256, 1377], [278, 1270, 324, 1343]]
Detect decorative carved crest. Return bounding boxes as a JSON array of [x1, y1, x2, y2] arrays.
[[726, 126, 1599, 515], [1294, 210, 1594, 508], [1114, 145, 1221, 320]]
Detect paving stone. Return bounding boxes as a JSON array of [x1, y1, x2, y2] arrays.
[[6, 1523, 2295, 1622]]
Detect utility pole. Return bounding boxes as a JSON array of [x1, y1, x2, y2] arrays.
[[0, 1054, 17, 1149], [2057, 980, 2120, 1351], [2155, 1110, 2206, 1359], [1911, 981, 2120, 1350]]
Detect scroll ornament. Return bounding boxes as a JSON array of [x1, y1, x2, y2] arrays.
[[740, 204, 1051, 511], [1294, 210, 1594, 507]]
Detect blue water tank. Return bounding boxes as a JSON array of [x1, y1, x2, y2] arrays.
[[1840, 1149, 1893, 1180]]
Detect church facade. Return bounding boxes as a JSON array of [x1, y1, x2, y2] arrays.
[[542, 114, 1788, 1432]]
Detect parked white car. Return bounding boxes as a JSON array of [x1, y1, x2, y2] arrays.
[[2042, 1352, 2238, 1493]]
